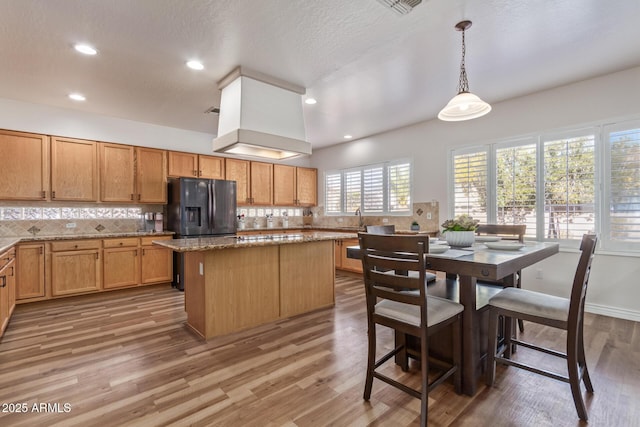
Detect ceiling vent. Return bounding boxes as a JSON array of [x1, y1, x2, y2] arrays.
[[376, 0, 422, 15], [213, 67, 311, 160]]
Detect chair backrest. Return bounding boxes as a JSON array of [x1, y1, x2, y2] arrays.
[[365, 225, 396, 235], [476, 224, 526, 242], [358, 232, 429, 309], [568, 234, 597, 329]]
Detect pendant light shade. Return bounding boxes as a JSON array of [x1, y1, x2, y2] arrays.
[[438, 20, 491, 122]]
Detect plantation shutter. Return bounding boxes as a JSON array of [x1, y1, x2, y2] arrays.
[[325, 172, 342, 213], [452, 150, 488, 223], [344, 170, 362, 213], [363, 166, 384, 213]]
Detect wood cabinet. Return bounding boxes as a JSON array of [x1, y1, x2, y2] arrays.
[[273, 164, 296, 205], [225, 158, 250, 205], [51, 136, 99, 201], [50, 240, 102, 296], [103, 238, 139, 289], [296, 167, 318, 206], [16, 243, 45, 300], [168, 152, 225, 179], [100, 143, 136, 202], [335, 238, 362, 273], [250, 161, 273, 205], [140, 236, 172, 284], [0, 130, 49, 200], [0, 247, 16, 337], [273, 165, 318, 206], [135, 147, 167, 203]]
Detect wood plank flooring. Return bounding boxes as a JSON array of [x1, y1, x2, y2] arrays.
[[0, 272, 638, 426]]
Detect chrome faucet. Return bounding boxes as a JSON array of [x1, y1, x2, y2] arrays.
[[355, 208, 364, 228]]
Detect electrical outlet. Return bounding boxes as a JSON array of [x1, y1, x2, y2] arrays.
[[65, 222, 76, 228], [382, 218, 388, 223], [199, 262, 204, 276], [536, 269, 543, 279], [337, 217, 343, 223], [426, 213, 432, 220]]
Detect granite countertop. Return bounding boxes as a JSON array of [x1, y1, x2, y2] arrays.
[[153, 231, 358, 253], [0, 231, 175, 253]]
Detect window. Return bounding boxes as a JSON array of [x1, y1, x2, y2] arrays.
[[452, 149, 488, 223], [325, 160, 412, 215], [450, 119, 640, 252]]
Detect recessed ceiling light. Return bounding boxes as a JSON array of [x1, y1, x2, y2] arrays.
[[68, 93, 86, 101], [304, 98, 317, 105], [344, 135, 353, 139], [186, 60, 204, 70], [74, 44, 98, 55]]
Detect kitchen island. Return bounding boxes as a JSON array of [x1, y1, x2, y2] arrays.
[[154, 231, 356, 339]]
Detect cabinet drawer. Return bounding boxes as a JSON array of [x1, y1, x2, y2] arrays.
[[103, 238, 139, 248], [50, 240, 101, 252], [140, 236, 173, 246]]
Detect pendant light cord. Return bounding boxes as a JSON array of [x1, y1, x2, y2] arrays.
[[457, 29, 470, 94]]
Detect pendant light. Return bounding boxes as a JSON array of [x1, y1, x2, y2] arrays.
[[438, 20, 491, 121]]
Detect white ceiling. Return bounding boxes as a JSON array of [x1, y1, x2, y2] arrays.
[[1, 0, 640, 150]]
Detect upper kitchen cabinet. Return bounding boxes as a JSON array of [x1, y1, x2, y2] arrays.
[[250, 161, 273, 205], [51, 136, 99, 201], [168, 151, 225, 180], [225, 159, 272, 205], [296, 167, 317, 206], [135, 147, 167, 203], [273, 165, 318, 206], [198, 155, 225, 180], [225, 158, 250, 205], [0, 129, 49, 200], [99, 143, 136, 203]]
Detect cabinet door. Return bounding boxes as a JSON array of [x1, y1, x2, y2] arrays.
[[0, 266, 8, 336], [103, 247, 139, 289], [51, 136, 98, 201], [250, 161, 273, 205], [100, 143, 135, 202], [168, 151, 198, 178], [198, 155, 225, 179], [225, 158, 250, 205], [16, 244, 45, 300], [0, 130, 49, 200], [273, 164, 296, 206], [135, 147, 167, 203], [7, 259, 15, 318], [140, 246, 172, 284], [296, 167, 318, 206], [51, 249, 101, 296]]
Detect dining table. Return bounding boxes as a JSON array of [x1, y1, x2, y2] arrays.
[[347, 239, 560, 396]]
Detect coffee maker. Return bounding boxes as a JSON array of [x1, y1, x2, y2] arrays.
[[144, 212, 155, 232]]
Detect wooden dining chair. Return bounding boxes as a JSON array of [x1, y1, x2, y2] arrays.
[[485, 234, 597, 421], [358, 233, 463, 427], [476, 223, 527, 332]]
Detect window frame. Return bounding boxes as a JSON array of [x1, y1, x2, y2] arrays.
[[324, 158, 413, 216], [449, 119, 640, 254]]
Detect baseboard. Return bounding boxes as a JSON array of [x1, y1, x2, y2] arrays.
[[585, 302, 640, 322]]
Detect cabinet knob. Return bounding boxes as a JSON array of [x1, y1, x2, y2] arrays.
[[193, 170, 198, 176], [119, 242, 123, 246], [74, 244, 78, 249], [52, 191, 56, 199]]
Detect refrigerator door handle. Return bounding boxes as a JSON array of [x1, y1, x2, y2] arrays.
[[210, 182, 216, 230], [208, 181, 213, 229]]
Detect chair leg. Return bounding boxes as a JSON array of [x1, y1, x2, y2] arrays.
[[567, 328, 589, 421], [420, 328, 429, 427], [452, 315, 462, 394], [578, 319, 594, 393], [516, 271, 525, 333], [485, 307, 499, 386], [363, 322, 376, 401], [504, 315, 513, 359], [518, 318, 525, 333]]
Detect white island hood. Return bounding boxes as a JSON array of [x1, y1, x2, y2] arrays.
[[213, 67, 311, 160]]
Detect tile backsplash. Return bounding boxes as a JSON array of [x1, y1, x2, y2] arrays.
[[0, 203, 164, 237]]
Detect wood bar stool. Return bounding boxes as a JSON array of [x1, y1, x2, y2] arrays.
[[359, 233, 463, 427], [485, 234, 597, 421]]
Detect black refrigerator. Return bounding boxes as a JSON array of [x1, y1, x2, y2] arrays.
[[167, 177, 237, 290]]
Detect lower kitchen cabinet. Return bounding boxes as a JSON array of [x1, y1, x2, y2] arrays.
[[103, 238, 140, 289], [16, 243, 45, 300], [50, 240, 102, 296], [1, 247, 16, 337], [335, 238, 362, 273], [140, 236, 173, 284]]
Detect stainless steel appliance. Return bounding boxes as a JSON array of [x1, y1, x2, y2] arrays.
[[167, 177, 237, 289]]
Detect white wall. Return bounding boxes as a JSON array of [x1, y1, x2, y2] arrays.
[[0, 97, 312, 167], [311, 65, 640, 321]]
